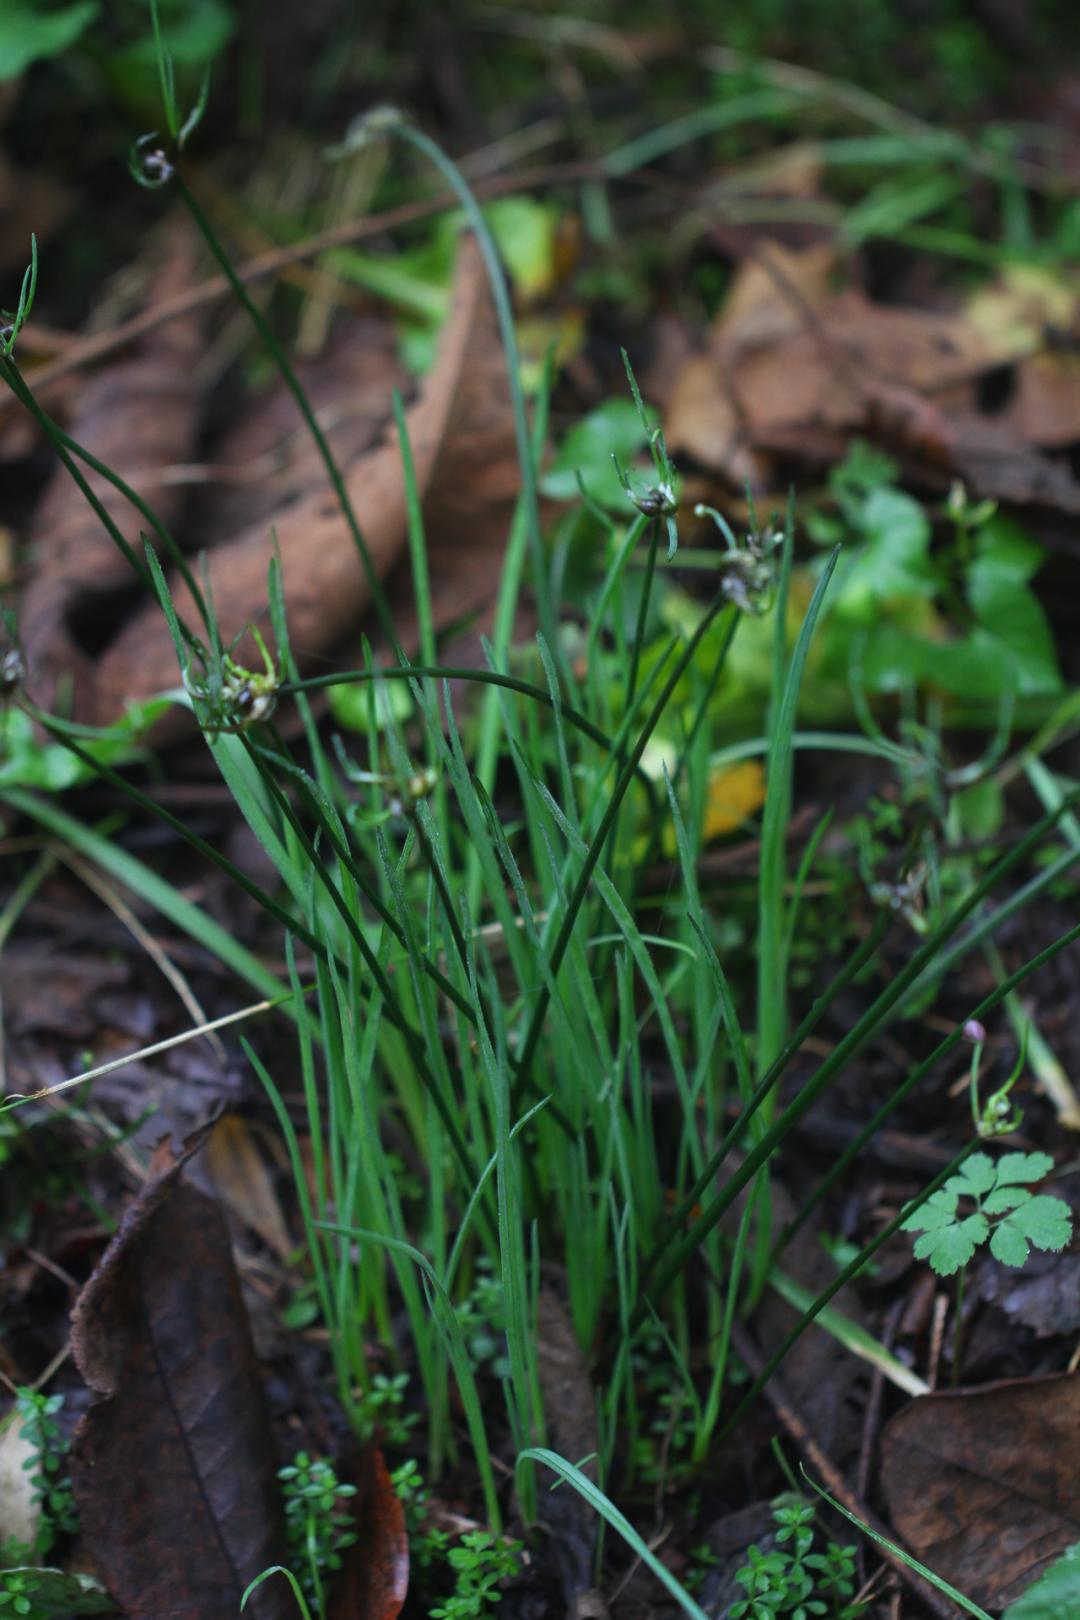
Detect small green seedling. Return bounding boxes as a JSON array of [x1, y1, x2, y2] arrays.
[[901, 1151, 1072, 1277], [0, 1391, 104, 1620], [728, 1496, 863, 1619], [1, 1391, 78, 1565], [353, 1373, 419, 1447], [428, 1531, 523, 1620], [278, 1453, 357, 1620], [391, 1460, 450, 1572], [901, 1029, 1072, 1381], [391, 1463, 521, 1617]]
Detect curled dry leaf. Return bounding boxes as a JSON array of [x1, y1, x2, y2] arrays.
[[92, 232, 519, 728], [204, 1114, 294, 1262], [879, 1371, 1080, 1610], [327, 1448, 409, 1620], [665, 239, 1080, 511], [19, 216, 205, 719], [69, 1128, 291, 1620]]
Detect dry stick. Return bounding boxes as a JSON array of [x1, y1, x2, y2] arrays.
[[9, 161, 600, 409], [58, 848, 225, 1063], [728, 1320, 956, 1620], [855, 1296, 905, 1590]]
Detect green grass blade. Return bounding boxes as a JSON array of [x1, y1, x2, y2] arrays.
[[1, 788, 285, 1004], [516, 1449, 709, 1620]]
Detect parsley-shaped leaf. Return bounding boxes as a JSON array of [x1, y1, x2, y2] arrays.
[[994, 1151, 1054, 1186], [912, 1213, 988, 1276], [901, 1187, 958, 1232], [1013, 1194, 1073, 1244], [902, 1151, 1072, 1279], [953, 1153, 997, 1197], [982, 1186, 1030, 1215]]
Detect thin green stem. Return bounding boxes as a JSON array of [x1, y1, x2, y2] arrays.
[[774, 914, 1080, 1258], [513, 600, 738, 1090], [387, 123, 555, 665], [627, 518, 659, 713], [174, 174, 400, 653], [0, 356, 208, 638], [631, 789, 1080, 1323], [713, 1140, 981, 1447]]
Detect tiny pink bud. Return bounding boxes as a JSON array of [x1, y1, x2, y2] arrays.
[[963, 1019, 986, 1044]]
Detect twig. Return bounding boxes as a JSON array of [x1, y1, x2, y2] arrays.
[[856, 1296, 905, 1587], [59, 848, 225, 1062]]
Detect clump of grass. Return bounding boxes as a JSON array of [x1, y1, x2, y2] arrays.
[[3, 15, 1080, 1615]]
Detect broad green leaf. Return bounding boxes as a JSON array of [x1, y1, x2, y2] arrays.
[[994, 1151, 1054, 1185], [833, 487, 934, 620], [484, 197, 559, 303], [954, 1153, 996, 1196], [989, 1222, 1031, 1267], [913, 1213, 987, 1276], [902, 1187, 960, 1231], [862, 487, 932, 558], [0, 701, 170, 792], [967, 579, 1061, 697], [953, 778, 1004, 841], [972, 515, 1046, 588], [1005, 1194, 1072, 1252], [1002, 1541, 1080, 1620], [0, 0, 99, 80], [830, 437, 900, 496], [982, 1187, 1029, 1215]]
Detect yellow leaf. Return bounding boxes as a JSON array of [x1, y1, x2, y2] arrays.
[[660, 759, 766, 856], [702, 758, 766, 840]]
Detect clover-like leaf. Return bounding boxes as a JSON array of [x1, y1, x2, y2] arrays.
[[994, 1151, 1054, 1186], [982, 1186, 1031, 1215], [1003, 1194, 1072, 1254], [989, 1222, 1031, 1268], [912, 1212, 988, 1276], [901, 1186, 960, 1232], [954, 1153, 997, 1197]]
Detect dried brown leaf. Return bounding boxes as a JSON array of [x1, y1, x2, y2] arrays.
[[879, 1372, 1080, 1610], [69, 1129, 290, 1620], [664, 241, 1046, 500], [204, 1116, 294, 1261], [19, 218, 204, 719], [328, 1448, 409, 1620], [92, 233, 518, 726]]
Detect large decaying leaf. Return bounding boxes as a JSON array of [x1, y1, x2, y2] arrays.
[[1003, 1541, 1080, 1620], [91, 233, 519, 726], [19, 217, 204, 721], [327, 1449, 409, 1620], [69, 1130, 291, 1620], [880, 1373, 1080, 1611], [664, 239, 1080, 512]]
